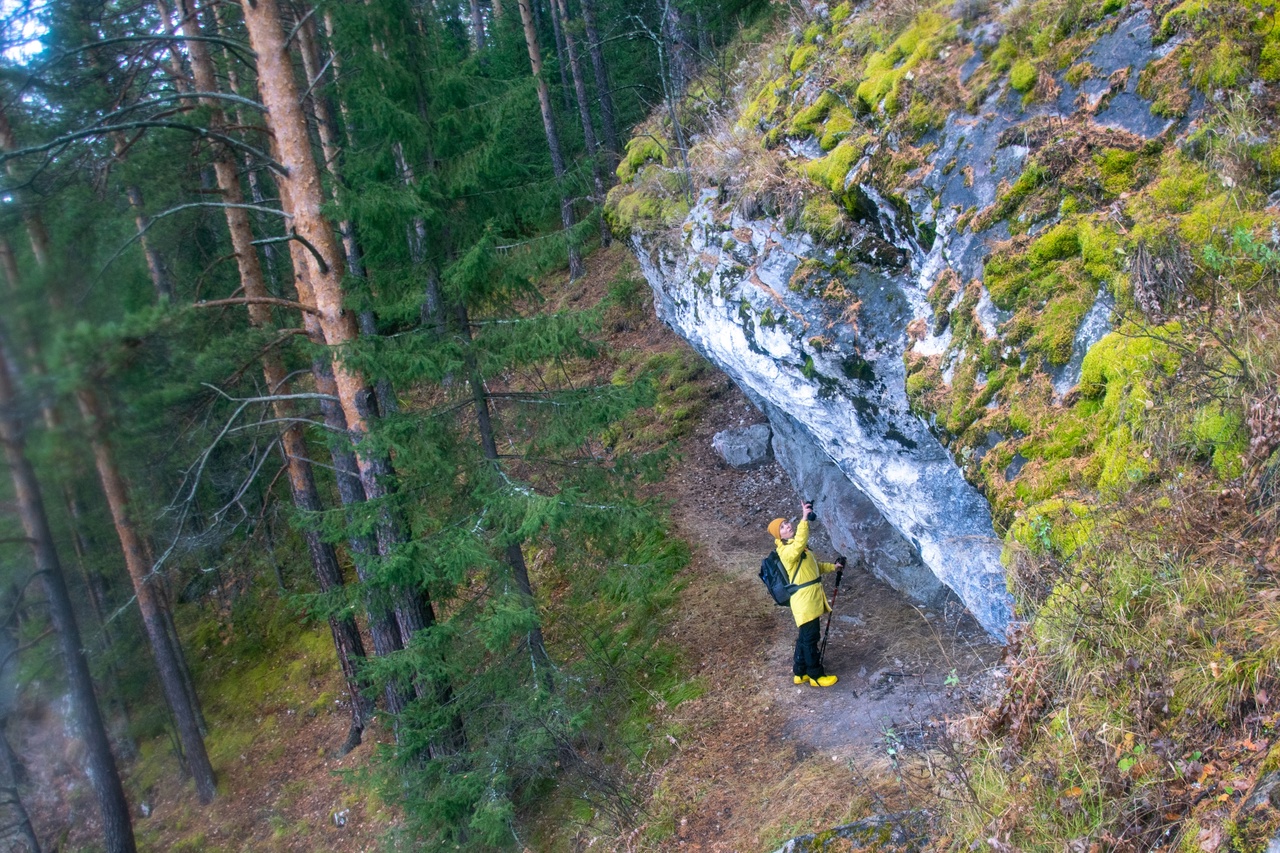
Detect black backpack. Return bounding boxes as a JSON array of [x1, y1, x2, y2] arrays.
[[759, 549, 820, 606]]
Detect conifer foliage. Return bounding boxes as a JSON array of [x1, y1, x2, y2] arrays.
[[0, 0, 765, 846]]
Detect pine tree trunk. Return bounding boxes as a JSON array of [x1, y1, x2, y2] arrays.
[[241, 0, 378, 468], [177, 0, 375, 746], [76, 388, 219, 804], [455, 304, 553, 685], [0, 727, 40, 853], [552, 0, 609, 246], [245, 0, 439, 631], [663, 0, 694, 98], [245, 0, 468, 756], [123, 183, 171, 301], [0, 332, 138, 853], [544, 0, 574, 113], [1, 233, 141, 764], [578, 0, 619, 165], [1, 97, 216, 805], [294, 6, 397, 418], [516, 0, 583, 280], [312, 360, 411, 717], [154, 0, 192, 93], [469, 0, 487, 51]]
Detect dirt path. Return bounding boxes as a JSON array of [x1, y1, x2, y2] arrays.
[[647, 372, 1003, 851]]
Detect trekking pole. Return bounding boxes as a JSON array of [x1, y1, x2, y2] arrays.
[[819, 556, 846, 666]]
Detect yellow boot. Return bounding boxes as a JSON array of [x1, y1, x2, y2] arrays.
[[793, 675, 806, 685], [808, 674, 838, 688]]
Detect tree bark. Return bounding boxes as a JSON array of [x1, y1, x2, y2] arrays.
[[516, 0, 583, 280], [272, 156, 414, 716], [76, 388, 218, 803], [469, 0, 487, 51], [578, 0, 619, 165], [0, 329, 137, 853], [244, 0, 466, 756], [244, 0, 433, 624], [179, 0, 374, 747], [0, 727, 40, 853], [552, 0, 609, 246], [454, 304, 552, 686], [1, 97, 216, 804], [544, 0, 574, 113], [123, 183, 172, 301]]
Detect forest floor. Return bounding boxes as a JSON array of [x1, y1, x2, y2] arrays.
[[625, 349, 1004, 853], [18, 244, 1005, 852], [549, 245, 1007, 851]]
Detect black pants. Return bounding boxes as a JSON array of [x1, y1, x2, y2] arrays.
[[793, 617, 825, 679]]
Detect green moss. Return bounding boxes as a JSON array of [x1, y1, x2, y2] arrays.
[[1009, 499, 1095, 556], [1095, 148, 1140, 196], [1138, 50, 1192, 118], [819, 104, 855, 150], [789, 90, 839, 138], [800, 195, 846, 241], [1261, 32, 1280, 81], [905, 94, 945, 137], [989, 35, 1019, 72], [801, 136, 866, 192], [1188, 406, 1249, 478], [605, 168, 690, 236], [987, 222, 1084, 310], [1025, 276, 1098, 365], [790, 43, 819, 72], [615, 135, 671, 184], [854, 11, 953, 114], [1070, 326, 1182, 490], [1066, 60, 1098, 86], [1194, 38, 1247, 89], [1010, 59, 1039, 93], [741, 74, 791, 128], [1030, 223, 1082, 266]]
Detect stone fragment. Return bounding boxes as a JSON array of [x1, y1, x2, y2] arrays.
[[712, 423, 773, 469]]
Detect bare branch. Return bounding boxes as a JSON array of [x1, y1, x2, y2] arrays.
[[149, 384, 343, 577], [95, 91, 268, 130], [285, 6, 319, 51], [192, 296, 320, 316], [288, 229, 331, 274], [50, 34, 256, 69], [0, 121, 284, 174], [83, 202, 292, 302], [299, 53, 336, 107]]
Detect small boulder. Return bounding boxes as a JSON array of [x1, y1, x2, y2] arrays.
[[712, 423, 773, 470]]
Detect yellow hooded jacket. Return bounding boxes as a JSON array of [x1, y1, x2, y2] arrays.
[[775, 519, 836, 626]]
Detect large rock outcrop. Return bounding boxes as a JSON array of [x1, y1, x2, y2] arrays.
[[622, 4, 1199, 640]]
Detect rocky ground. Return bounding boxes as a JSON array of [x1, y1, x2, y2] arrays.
[[631, 361, 1005, 851]]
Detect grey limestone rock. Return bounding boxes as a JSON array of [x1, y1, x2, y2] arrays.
[[626, 6, 1192, 641], [711, 423, 773, 469]]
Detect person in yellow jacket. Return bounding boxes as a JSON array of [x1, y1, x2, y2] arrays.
[[768, 500, 845, 688]]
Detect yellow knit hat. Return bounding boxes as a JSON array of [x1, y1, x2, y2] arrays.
[[768, 518, 785, 539]]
